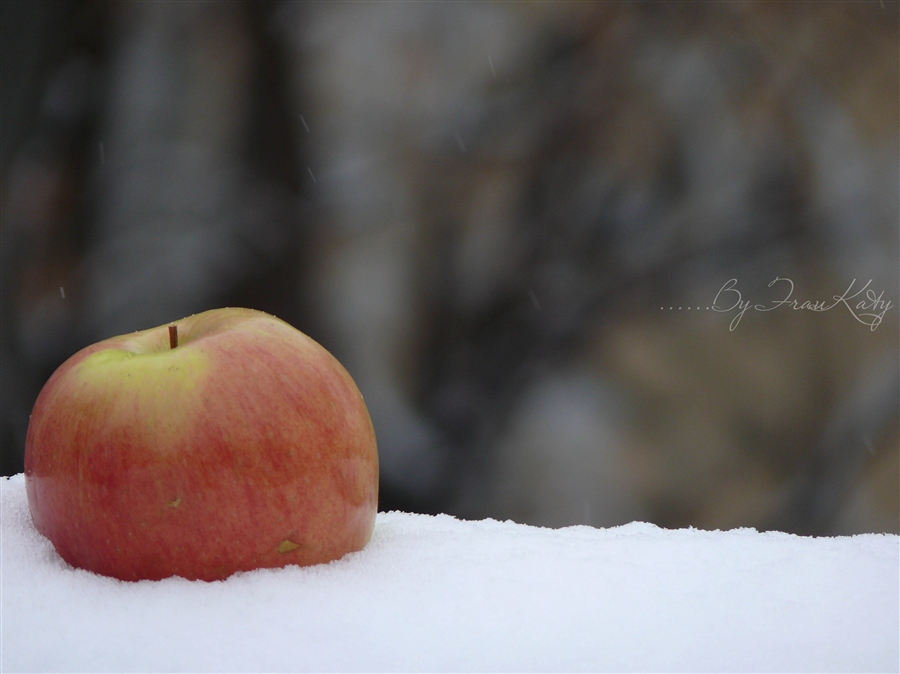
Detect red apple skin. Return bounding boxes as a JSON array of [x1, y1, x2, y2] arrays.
[[24, 308, 379, 581]]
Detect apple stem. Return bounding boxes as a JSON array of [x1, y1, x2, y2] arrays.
[[168, 324, 178, 349]]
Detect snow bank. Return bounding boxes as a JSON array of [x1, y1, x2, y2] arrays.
[[2, 474, 897, 672]]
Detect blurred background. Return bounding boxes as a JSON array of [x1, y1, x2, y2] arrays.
[[2, 1, 897, 535]]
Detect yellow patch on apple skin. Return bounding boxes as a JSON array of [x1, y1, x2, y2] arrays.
[[75, 346, 210, 392], [70, 346, 211, 445], [167, 497, 181, 508], [278, 539, 301, 553]]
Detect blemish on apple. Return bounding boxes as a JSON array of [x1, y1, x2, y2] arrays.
[[278, 539, 301, 553]]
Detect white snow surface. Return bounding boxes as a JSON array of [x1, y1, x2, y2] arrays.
[[2, 474, 898, 673]]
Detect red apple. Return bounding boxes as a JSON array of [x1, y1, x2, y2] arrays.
[[24, 308, 379, 581]]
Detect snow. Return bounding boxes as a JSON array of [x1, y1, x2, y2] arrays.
[[2, 474, 898, 672]]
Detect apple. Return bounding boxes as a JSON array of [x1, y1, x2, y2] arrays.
[[24, 308, 379, 581]]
